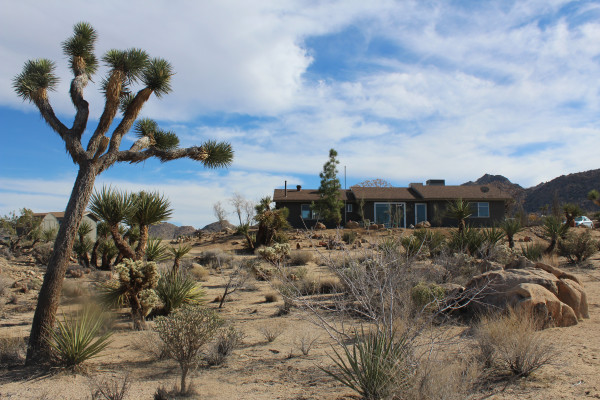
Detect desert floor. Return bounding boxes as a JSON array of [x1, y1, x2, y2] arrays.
[[1, 227, 599, 400]]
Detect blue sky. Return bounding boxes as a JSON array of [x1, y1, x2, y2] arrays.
[[1, 0, 600, 227]]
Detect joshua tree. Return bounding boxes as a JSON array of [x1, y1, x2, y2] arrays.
[[543, 216, 569, 254], [89, 188, 172, 261], [170, 243, 192, 273], [588, 190, 600, 207], [16, 23, 233, 363], [73, 221, 93, 267], [500, 218, 523, 249], [446, 198, 472, 233], [90, 221, 110, 268]]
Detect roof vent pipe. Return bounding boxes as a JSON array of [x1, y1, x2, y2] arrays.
[[284, 181, 287, 197]]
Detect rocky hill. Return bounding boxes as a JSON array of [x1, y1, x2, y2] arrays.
[[149, 223, 197, 240], [463, 169, 600, 214]]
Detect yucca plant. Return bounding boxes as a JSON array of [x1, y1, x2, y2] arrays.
[[543, 216, 569, 253], [47, 308, 113, 368], [146, 237, 170, 262], [520, 243, 545, 261], [322, 328, 413, 400], [446, 198, 472, 233], [169, 243, 192, 273], [501, 218, 522, 248], [155, 271, 206, 315]]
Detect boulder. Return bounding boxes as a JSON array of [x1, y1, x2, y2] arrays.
[[415, 221, 431, 228], [465, 262, 588, 327], [345, 220, 360, 229], [314, 222, 326, 230]]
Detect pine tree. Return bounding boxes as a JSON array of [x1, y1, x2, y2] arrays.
[[313, 149, 343, 225]]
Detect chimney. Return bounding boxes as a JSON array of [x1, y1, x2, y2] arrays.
[[284, 181, 287, 197], [426, 179, 445, 186], [296, 185, 302, 191]]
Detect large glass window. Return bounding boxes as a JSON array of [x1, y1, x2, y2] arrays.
[[374, 203, 405, 228], [301, 204, 311, 219], [471, 202, 489, 218], [415, 203, 427, 224]]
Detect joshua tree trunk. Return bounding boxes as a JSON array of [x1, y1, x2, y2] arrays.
[[508, 235, 515, 249], [135, 225, 149, 260], [90, 241, 100, 268], [129, 294, 147, 330], [110, 225, 136, 260], [27, 164, 98, 363]]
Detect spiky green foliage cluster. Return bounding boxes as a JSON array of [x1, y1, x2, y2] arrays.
[[62, 22, 98, 77], [155, 271, 206, 315], [446, 198, 472, 231], [141, 58, 173, 97], [47, 307, 113, 368], [323, 328, 413, 400], [13, 59, 59, 102], [102, 48, 148, 83], [134, 118, 180, 151], [128, 191, 172, 227], [146, 237, 170, 262], [89, 187, 135, 226], [501, 218, 523, 248], [543, 216, 569, 253]]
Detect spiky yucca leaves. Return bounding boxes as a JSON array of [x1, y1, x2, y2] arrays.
[[13, 59, 59, 102], [155, 271, 206, 315], [543, 216, 569, 254], [134, 118, 180, 151], [446, 199, 472, 233], [89, 187, 135, 226], [501, 218, 523, 249], [169, 244, 191, 272], [102, 48, 149, 84], [47, 307, 113, 368], [61, 22, 98, 77], [146, 237, 170, 262], [141, 58, 173, 97], [323, 328, 413, 400], [128, 191, 172, 260]]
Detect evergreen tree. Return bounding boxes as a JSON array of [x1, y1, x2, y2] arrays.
[[313, 149, 344, 225]]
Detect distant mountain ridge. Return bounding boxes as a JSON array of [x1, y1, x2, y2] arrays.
[[462, 169, 600, 213], [149, 223, 196, 240]]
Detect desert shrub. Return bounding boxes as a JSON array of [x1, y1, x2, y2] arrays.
[[378, 236, 401, 255], [196, 249, 233, 269], [342, 231, 358, 245], [288, 250, 314, 266], [188, 263, 210, 281], [0, 275, 13, 297], [400, 235, 425, 258], [323, 328, 413, 400], [410, 357, 479, 400], [155, 271, 206, 315], [557, 230, 598, 263], [433, 251, 478, 285], [474, 309, 554, 376], [412, 229, 446, 257], [410, 282, 445, 313], [61, 280, 88, 300], [258, 323, 285, 342], [294, 330, 319, 356], [98, 259, 159, 330], [0, 336, 25, 365], [32, 242, 53, 265], [257, 243, 291, 264], [264, 292, 279, 302], [154, 305, 223, 393], [89, 374, 131, 400], [447, 226, 484, 256], [47, 308, 113, 368], [205, 326, 244, 366], [520, 243, 545, 262]]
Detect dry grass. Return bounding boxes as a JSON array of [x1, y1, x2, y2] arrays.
[[258, 323, 285, 343], [294, 330, 319, 356], [0, 335, 25, 365], [288, 250, 314, 266], [474, 308, 555, 377], [264, 292, 279, 303], [61, 279, 89, 300], [189, 264, 210, 281]]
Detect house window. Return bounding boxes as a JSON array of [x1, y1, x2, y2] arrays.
[[471, 202, 489, 218], [346, 204, 353, 212], [301, 204, 311, 219]]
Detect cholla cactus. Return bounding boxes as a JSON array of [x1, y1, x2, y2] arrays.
[[258, 243, 291, 264], [101, 259, 159, 329]]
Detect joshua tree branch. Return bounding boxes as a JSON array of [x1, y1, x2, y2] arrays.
[[68, 57, 90, 140], [86, 70, 124, 157], [115, 146, 208, 164]]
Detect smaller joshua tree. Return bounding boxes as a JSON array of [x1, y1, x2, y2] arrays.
[[446, 199, 472, 233], [99, 259, 159, 330], [501, 218, 523, 249]]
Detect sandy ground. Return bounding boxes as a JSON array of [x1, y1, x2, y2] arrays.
[[0, 227, 599, 399]]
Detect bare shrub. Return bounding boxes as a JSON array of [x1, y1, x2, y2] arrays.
[[196, 249, 233, 270], [474, 309, 555, 377], [558, 230, 598, 263], [133, 330, 168, 361], [258, 323, 285, 343], [205, 326, 244, 366], [188, 264, 210, 281], [288, 250, 314, 266], [154, 305, 223, 393], [89, 374, 131, 400], [0, 336, 25, 365], [61, 280, 88, 300], [32, 242, 53, 265], [294, 330, 319, 356], [410, 356, 480, 400], [0, 275, 13, 297]]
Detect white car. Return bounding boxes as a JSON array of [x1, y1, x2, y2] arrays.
[[574, 216, 594, 229]]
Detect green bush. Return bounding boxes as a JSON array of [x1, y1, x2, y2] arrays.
[[323, 328, 413, 400], [47, 308, 113, 368], [412, 229, 446, 256], [342, 231, 358, 245], [557, 230, 598, 263], [155, 271, 205, 315], [410, 282, 445, 312], [447, 226, 484, 256], [520, 243, 545, 262], [400, 235, 424, 258]]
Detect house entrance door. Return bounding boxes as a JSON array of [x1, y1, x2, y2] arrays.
[[374, 203, 405, 228]]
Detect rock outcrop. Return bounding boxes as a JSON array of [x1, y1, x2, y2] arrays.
[[465, 258, 588, 327]]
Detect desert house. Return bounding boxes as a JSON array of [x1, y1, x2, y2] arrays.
[[273, 180, 512, 229], [33, 211, 98, 241]]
